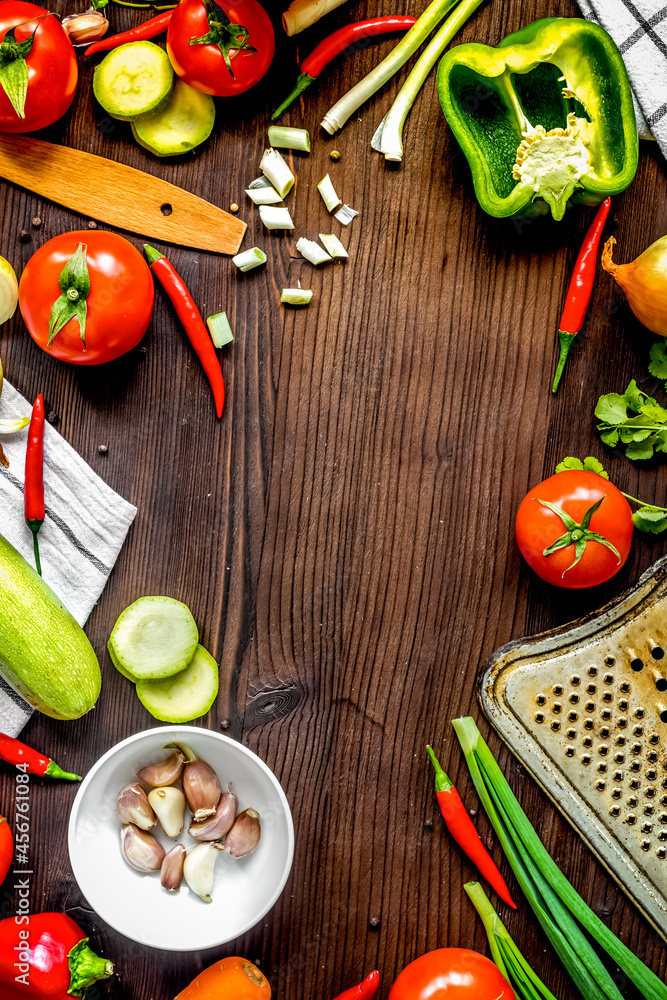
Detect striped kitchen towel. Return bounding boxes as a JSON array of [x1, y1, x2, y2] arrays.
[[577, 0, 667, 153], [0, 379, 136, 736]]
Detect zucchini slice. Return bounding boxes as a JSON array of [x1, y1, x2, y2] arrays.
[[109, 596, 198, 680], [93, 41, 174, 122], [136, 645, 219, 723], [132, 80, 215, 157], [107, 641, 140, 683]]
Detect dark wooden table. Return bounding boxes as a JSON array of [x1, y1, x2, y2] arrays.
[[1, 0, 666, 996]]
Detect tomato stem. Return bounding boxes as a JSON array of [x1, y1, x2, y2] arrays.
[[189, 0, 256, 77], [536, 496, 621, 576]]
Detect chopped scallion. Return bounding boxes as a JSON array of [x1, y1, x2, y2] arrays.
[[260, 147, 295, 198], [296, 237, 332, 266], [232, 247, 267, 272], [268, 125, 311, 152], [319, 234, 348, 259], [258, 205, 294, 230], [206, 312, 234, 348], [246, 177, 283, 205], [334, 204, 358, 226], [281, 288, 313, 306], [317, 174, 341, 213]]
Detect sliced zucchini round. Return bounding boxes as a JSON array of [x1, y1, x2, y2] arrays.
[[136, 645, 219, 723], [107, 641, 140, 683], [132, 80, 215, 157], [109, 596, 198, 680], [93, 41, 174, 122]]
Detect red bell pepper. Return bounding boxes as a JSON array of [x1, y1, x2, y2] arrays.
[[0, 815, 12, 884], [0, 914, 113, 999]]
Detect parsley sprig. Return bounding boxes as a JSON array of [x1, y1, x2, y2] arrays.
[[555, 456, 667, 534]]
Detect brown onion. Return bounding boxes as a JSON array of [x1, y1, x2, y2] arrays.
[[602, 235, 667, 336]]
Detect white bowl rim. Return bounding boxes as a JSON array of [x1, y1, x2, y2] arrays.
[[67, 725, 295, 951]]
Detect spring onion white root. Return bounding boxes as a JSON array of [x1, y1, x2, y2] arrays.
[[334, 204, 358, 226], [319, 234, 348, 259], [282, 0, 348, 36], [246, 177, 283, 205], [317, 174, 341, 213], [232, 247, 267, 272], [259, 205, 294, 230], [260, 148, 294, 198], [281, 288, 313, 305], [206, 312, 234, 347], [321, 0, 459, 135], [296, 237, 332, 266], [268, 126, 311, 152], [379, 0, 486, 162], [0, 417, 29, 434]]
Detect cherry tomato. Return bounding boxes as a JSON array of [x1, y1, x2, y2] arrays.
[[174, 957, 271, 1000], [515, 470, 633, 589], [19, 231, 154, 366], [0, 816, 12, 884], [389, 949, 517, 1000], [167, 0, 274, 97], [0, 2, 77, 133]]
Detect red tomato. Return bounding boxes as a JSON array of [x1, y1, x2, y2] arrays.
[[0, 2, 77, 133], [167, 0, 274, 97], [389, 949, 516, 1000], [0, 816, 12, 884], [515, 470, 633, 589], [19, 231, 154, 366]]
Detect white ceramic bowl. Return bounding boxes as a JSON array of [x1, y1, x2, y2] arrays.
[[68, 726, 294, 950]]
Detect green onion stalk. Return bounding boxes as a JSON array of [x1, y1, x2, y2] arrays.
[[378, 0, 487, 162], [453, 718, 667, 1000], [321, 0, 460, 135]]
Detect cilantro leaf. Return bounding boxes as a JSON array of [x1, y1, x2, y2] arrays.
[[583, 457, 609, 478], [649, 342, 667, 381], [633, 507, 667, 534], [595, 381, 667, 461], [595, 392, 630, 425], [625, 439, 656, 461], [555, 456, 609, 479]]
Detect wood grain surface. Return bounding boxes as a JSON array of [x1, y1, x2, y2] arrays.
[[1, 0, 666, 997]]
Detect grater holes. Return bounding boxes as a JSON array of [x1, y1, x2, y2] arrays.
[[551, 721, 561, 732], [566, 730, 576, 740], [656, 676, 667, 692], [598, 763, 607, 773], [603, 673, 614, 685], [635, 708, 646, 719], [585, 702, 595, 713], [602, 709, 612, 721], [641, 840, 651, 851], [620, 682, 630, 693], [661, 709, 667, 724], [600, 726, 611, 738], [628, 795, 638, 807], [583, 736, 593, 748], [588, 666, 598, 677], [614, 752, 625, 763], [631, 658, 644, 672], [602, 692, 613, 703], [535, 713, 545, 723], [660, 830, 667, 841], [627, 814, 637, 825], [569, 693, 580, 704], [599, 745, 609, 756], [552, 703, 562, 714], [652, 646, 665, 660], [596, 780, 606, 790], [582, 754, 591, 765], [648, 768, 658, 780], [605, 656, 615, 666], [648, 751, 658, 762], [584, 719, 594, 730], [642, 821, 653, 833], [660, 813, 667, 823], [568, 711, 578, 722], [613, 770, 624, 781], [565, 746, 575, 757], [553, 684, 564, 696], [630, 760, 641, 772], [616, 735, 626, 746], [618, 718, 628, 729], [633, 725, 644, 736], [646, 787, 656, 798], [630, 778, 640, 789], [571, 675, 581, 686], [586, 683, 597, 694], [649, 733, 659, 744], [631, 743, 642, 754], [658, 847, 666, 859], [612, 788, 622, 799], [619, 699, 629, 711], [536, 694, 547, 706], [645, 804, 654, 815], [610, 805, 621, 816]]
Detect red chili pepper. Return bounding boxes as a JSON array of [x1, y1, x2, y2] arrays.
[[272, 16, 417, 119], [84, 9, 174, 56], [552, 196, 611, 393], [427, 746, 517, 909], [0, 913, 113, 1000], [24, 393, 45, 577], [0, 815, 13, 884], [332, 971, 380, 1000], [0, 734, 81, 781], [144, 246, 224, 418]]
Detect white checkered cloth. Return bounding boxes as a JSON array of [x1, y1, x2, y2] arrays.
[[0, 380, 136, 736], [577, 0, 667, 151]]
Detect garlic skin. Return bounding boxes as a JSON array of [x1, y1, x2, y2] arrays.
[[161, 844, 186, 891], [183, 842, 224, 902], [602, 235, 667, 336], [62, 9, 109, 46], [148, 787, 186, 838], [224, 808, 261, 858], [120, 824, 165, 872], [189, 784, 237, 841], [137, 748, 186, 787], [169, 745, 221, 821], [116, 782, 156, 831]]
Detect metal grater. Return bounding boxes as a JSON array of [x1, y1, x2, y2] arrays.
[[479, 556, 667, 940]]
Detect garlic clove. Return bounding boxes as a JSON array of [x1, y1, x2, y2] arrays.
[[189, 783, 238, 840], [224, 808, 261, 858], [62, 9, 109, 46], [148, 786, 185, 838], [175, 750, 221, 821], [116, 782, 156, 831], [137, 748, 186, 787], [161, 844, 186, 891], [120, 824, 165, 872], [183, 841, 224, 902]]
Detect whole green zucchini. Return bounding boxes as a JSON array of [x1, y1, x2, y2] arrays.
[[0, 532, 101, 720]]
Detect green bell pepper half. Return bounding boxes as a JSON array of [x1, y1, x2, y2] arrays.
[[437, 18, 638, 220]]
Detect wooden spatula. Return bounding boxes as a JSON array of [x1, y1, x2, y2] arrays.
[[0, 135, 247, 255]]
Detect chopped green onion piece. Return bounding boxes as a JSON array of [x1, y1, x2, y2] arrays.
[[334, 204, 358, 226], [0, 417, 29, 434], [317, 174, 341, 213], [296, 237, 331, 266], [246, 177, 283, 205], [260, 147, 294, 199], [206, 311, 234, 348], [267, 125, 311, 152], [281, 288, 313, 306], [258, 205, 294, 230], [319, 234, 348, 259], [232, 247, 267, 272]]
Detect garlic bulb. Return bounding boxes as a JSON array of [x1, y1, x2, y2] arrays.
[[189, 784, 237, 840], [148, 787, 186, 838], [120, 824, 165, 872], [137, 748, 186, 787], [224, 808, 261, 858], [602, 235, 667, 336], [161, 844, 186, 891], [62, 9, 109, 46], [167, 743, 221, 821], [116, 782, 156, 831], [183, 842, 224, 902]]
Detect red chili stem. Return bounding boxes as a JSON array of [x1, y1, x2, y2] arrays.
[[144, 246, 224, 418], [84, 9, 174, 55], [427, 746, 517, 909], [552, 197, 611, 393], [332, 970, 380, 1000], [0, 734, 81, 780], [24, 393, 45, 577]]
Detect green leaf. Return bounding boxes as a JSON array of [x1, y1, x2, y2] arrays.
[[48, 243, 90, 348], [555, 457, 584, 474], [633, 508, 667, 534], [599, 428, 620, 447], [582, 457, 609, 478], [624, 438, 655, 461], [639, 403, 667, 423], [623, 379, 648, 413], [0, 25, 40, 120], [594, 392, 628, 426], [649, 342, 667, 380]]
